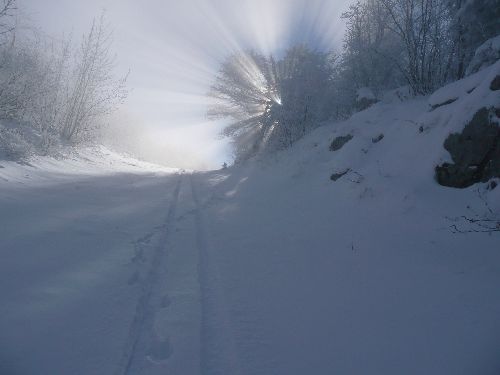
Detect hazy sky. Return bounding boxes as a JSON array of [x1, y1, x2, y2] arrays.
[[19, 0, 350, 169]]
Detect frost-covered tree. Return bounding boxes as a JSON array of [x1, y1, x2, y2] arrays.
[[61, 13, 128, 142], [268, 46, 336, 148], [208, 50, 274, 161], [340, 0, 402, 96], [338, 0, 499, 95], [209, 45, 336, 161], [25, 38, 72, 151], [0, 7, 128, 157], [376, 0, 453, 94], [0, 0, 20, 118], [0, 0, 15, 42]]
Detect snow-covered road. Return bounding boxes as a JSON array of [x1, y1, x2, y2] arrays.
[[0, 152, 241, 375], [1, 144, 500, 374], [0, 162, 249, 375], [0, 168, 184, 374]]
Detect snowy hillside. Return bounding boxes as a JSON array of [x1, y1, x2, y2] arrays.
[[0, 62, 499, 374], [189, 60, 500, 374]]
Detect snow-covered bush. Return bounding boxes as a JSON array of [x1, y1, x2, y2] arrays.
[[0, 120, 35, 160], [61, 14, 128, 143]]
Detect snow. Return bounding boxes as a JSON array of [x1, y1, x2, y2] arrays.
[[356, 87, 376, 101], [381, 85, 413, 104], [1, 64, 500, 374], [0, 145, 175, 185], [429, 60, 500, 109], [0, 147, 180, 374]]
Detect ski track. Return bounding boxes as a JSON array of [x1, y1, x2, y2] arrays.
[[190, 173, 241, 375], [115, 173, 183, 375], [115, 172, 241, 375]]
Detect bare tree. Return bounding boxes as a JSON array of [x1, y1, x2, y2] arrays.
[[0, 0, 15, 42], [0, 5, 129, 157], [27, 37, 72, 151], [0, 37, 37, 120], [61, 13, 128, 142], [340, 0, 402, 95], [378, 0, 453, 94]]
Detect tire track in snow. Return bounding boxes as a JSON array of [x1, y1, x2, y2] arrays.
[[115, 173, 183, 375], [189, 173, 241, 375]]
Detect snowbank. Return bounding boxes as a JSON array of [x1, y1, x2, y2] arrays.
[[0, 145, 176, 187]]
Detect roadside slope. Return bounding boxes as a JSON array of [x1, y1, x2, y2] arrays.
[[192, 62, 500, 374]]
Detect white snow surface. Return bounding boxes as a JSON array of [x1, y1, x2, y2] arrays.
[[1, 66, 500, 375], [429, 59, 500, 108], [356, 87, 376, 101]]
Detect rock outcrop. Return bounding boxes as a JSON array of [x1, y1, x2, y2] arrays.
[[329, 134, 353, 151], [436, 107, 500, 188], [491, 75, 500, 91]]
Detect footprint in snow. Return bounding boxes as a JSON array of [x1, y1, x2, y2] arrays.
[[146, 336, 172, 363], [160, 295, 172, 308]]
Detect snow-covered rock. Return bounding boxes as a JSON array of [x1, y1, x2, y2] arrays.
[[329, 134, 353, 151], [356, 87, 377, 110], [436, 107, 500, 188], [429, 59, 500, 109], [466, 35, 500, 76]]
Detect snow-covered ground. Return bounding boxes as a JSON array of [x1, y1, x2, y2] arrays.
[[0, 147, 181, 374], [1, 62, 499, 375]]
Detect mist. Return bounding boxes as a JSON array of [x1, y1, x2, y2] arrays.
[[20, 0, 350, 170]]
